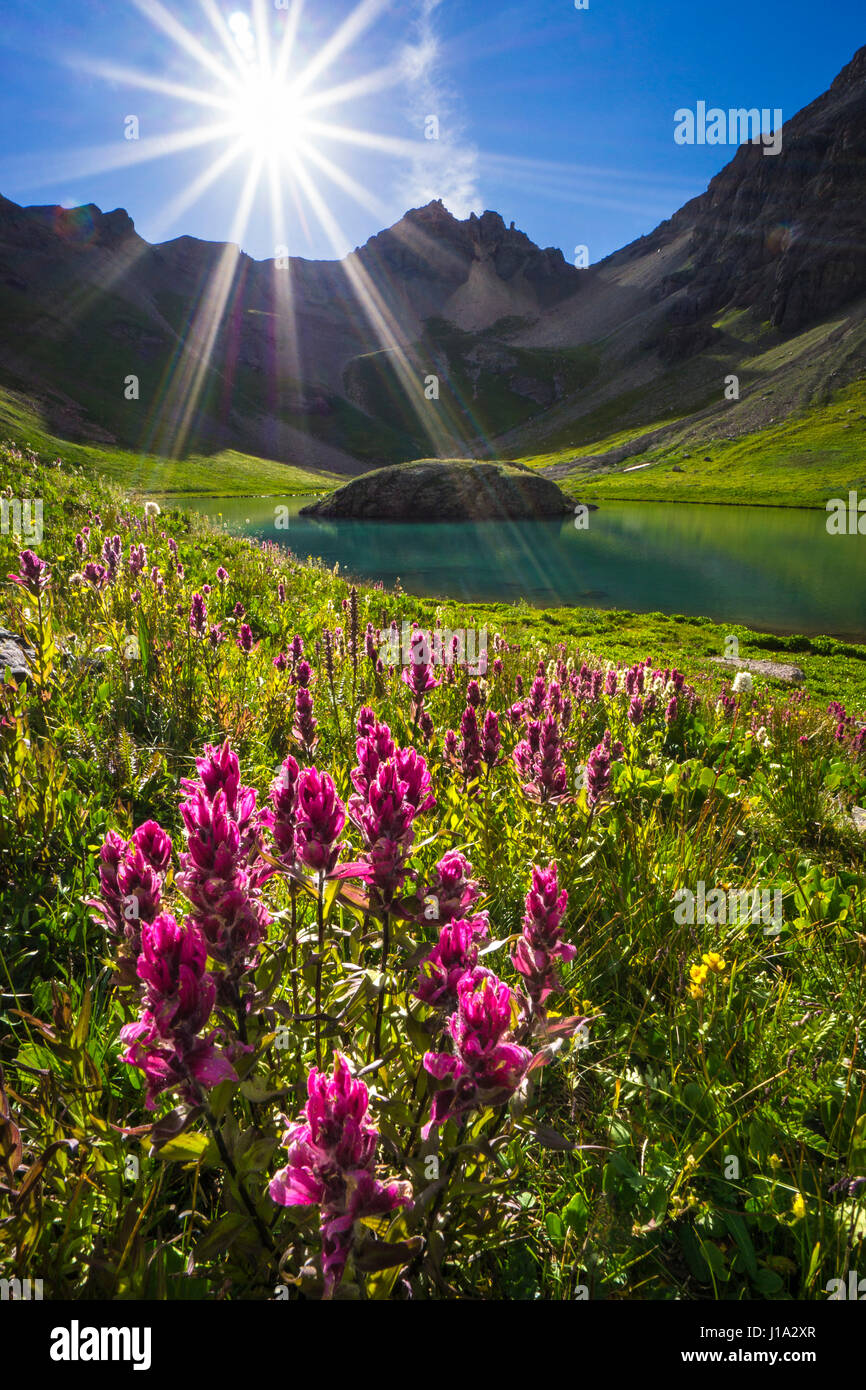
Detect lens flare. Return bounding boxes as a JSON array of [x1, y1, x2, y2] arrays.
[[227, 70, 309, 160]]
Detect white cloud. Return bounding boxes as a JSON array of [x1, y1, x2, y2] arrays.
[[398, 0, 482, 219]]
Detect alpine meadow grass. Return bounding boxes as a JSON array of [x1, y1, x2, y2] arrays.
[[0, 442, 864, 1302]]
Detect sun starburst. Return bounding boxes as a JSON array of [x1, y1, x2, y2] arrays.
[[57, 0, 448, 461]]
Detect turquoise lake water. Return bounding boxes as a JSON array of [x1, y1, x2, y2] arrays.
[[175, 495, 866, 642]]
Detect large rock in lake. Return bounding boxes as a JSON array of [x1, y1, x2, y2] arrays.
[[300, 459, 578, 522]]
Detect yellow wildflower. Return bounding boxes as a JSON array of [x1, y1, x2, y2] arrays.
[[689, 964, 709, 985], [792, 1192, 806, 1220], [702, 952, 727, 974]]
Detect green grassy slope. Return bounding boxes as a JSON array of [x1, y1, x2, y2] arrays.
[[0, 385, 335, 496], [516, 380, 866, 508]]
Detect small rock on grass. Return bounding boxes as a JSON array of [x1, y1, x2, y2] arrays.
[[709, 656, 805, 684], [0, 627, 35, 682]]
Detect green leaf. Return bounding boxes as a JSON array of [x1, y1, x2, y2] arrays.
[[72, 987, 91, 1048], [158, 1132, 211, 1163], [562, 1193, 588, 1240], [193, 1212, 249, 1262], [545, 1211, 565, 1242], [137, 610, 151, 676], [753, 1267, 785, 1296], [723, 1211, 758, 1278], [678, 1224, 711, 1282]]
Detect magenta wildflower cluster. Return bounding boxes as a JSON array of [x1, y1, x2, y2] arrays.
[[269, 1053, 412, 1295]]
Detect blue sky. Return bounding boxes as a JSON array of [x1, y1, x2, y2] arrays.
[[0, 0, 862, 265]]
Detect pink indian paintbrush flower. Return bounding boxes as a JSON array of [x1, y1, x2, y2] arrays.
[[269, 1052, 412, 1296], [585, 738, 611, 808], [82, 561, 109, 590], [269, 754, 300, 865], [89, 821, 172, 965], [129, 542, 147, 577], [131, 820, 173, 876], [422, 969, 531, 1137], [294, 686, 318, 751], [443, 729, 459, 762], [481, 710, 502, 768], [349, 759, 417, 907], [527, 675, 547, 719], [180, 741, 260, 857], [101, 535, 122, 578], [624, 662, 647, 697], [177, 744, 271, 998], [177, 789, 270, 974], [119, 913, 236, 1111], [294, 767, 346, 874], [459, 706, 483, 783], [349, 719, 396, 801], [511, 863, 575, 1007], [425, 850, 479, 925], [585, 729, 624, 809], [401, 630, 440, 705], [189, 593, 208, 637], [415, 914, 489, 1010], [348, 730, 434, 906], [393, 746, 435, 814], [356, 705, 376, 738], [514, 716, 568, 804]]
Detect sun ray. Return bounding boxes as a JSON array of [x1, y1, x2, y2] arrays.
[[481, 149, 701, 193], [290, 157, 456, 456], [151, 139, 249, 240], [265, 149, 303, 393], [293, 0, 393, 96], [302, 119, 422, 161], [79, 59, 235, 116], [52, 139, 249, 345], [271, 0, 305, 87], [0, 121, 239, 192], [20, 0, 494, 471], [153, 155, 264, 459], [302, 63, 408, 116], [131, 0, 241, 92], [196, 0, 254, 80], [250, 0, 274, 80], [298, 138, 389, 220]]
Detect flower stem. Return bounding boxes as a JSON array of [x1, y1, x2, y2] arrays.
[[194, 1087, 275, 1255], [315, 876, 325, 1068], [290, 882, 300, 1020], [372, 910, 390, 1062]]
